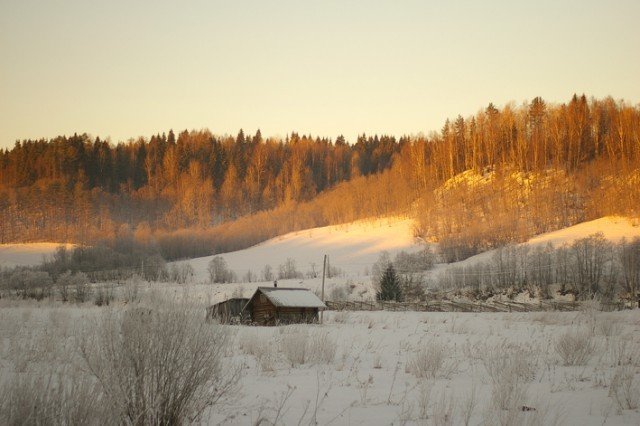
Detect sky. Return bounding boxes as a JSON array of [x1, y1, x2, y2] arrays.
[[1, 0, 639, 148]]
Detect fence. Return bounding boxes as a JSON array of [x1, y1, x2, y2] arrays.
[[325, 300, 629, 313]]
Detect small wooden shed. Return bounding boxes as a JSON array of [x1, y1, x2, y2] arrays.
[[244, 287, 326, 326], [206, 297, 250, 324]]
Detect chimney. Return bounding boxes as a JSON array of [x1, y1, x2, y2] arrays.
[[274, 280, 278, 288]]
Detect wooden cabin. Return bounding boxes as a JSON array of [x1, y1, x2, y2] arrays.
[[244, 287, 326, 326], [206, 297, 250, 324]]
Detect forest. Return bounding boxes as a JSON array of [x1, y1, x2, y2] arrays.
[[1, 94, 639, 260]]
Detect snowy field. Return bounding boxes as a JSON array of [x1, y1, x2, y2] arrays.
[[1, 299, 639, 425], [1, 216, 640, 424]]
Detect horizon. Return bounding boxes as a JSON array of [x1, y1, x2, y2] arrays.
[[1, 1, 639, 148]]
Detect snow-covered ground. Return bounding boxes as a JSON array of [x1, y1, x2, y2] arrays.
[[2, 216, 640, 424], [174, 217, 424, 282], [1, 301, 639, 425], [166, 215, 640, 305], [0, 243, 73, 268], [430, 216, 640, 277]]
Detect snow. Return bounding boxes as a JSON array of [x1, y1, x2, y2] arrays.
[[258, 287, 327, 308], [0, 243, 74, 268], [174, 217, 423, 283], [432, 216, 640, 275], [527, 216, 640, 247], [5, 302, 638, 425], [2, 215, 640, 424]]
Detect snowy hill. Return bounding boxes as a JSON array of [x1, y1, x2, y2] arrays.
[[433, 216, 640, 274], [174, 217, 423, 283]]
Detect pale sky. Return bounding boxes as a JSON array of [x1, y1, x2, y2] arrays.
[[1, 0, 638, 148]]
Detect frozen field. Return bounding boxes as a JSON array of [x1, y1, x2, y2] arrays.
[[1, 299, 639, 425]]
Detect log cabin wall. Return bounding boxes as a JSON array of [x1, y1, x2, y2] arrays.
[[251, 293, 277, 325]]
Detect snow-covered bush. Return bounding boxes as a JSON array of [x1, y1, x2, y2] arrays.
[[609, 365, 640, 410], [280, 327, 309, 366], [406, 340, 458, 379], [0, 368, 107, 426], [77, 305, 238, 425], [307, 330, 337, 364], [279, 327, 336, 367], [554, 329, 596, 366], [239, 330, 276, 372], [480, 342, 536, 411], [595, 315, 623, 337]]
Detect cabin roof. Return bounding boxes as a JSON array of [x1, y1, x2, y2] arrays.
[[211, 297, 249, 307], [251, 287, 326, 309]]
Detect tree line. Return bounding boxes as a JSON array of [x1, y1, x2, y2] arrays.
[[0, 129, 401, 246], [437, 234, 640, 303], [1, 94, 639, 260]]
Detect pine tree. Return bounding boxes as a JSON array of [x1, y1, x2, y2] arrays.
[[377, 264, 402, 302]]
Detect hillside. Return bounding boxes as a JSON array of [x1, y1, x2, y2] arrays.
[[2, 95, 639, 262], [432, 216, 640, 272], [174, 217, 423, 283]]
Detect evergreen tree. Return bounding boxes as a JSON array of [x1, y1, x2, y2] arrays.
[[377, 264, 402, 302]]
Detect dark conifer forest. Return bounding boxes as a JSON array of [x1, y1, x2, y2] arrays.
[[1, 95, 639, 259]]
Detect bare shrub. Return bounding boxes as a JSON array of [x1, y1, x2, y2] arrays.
[[416, 382, 431, 420], [0, 369, 107, 426], [55, 271, 90, 303], [554, 329, 596, 366], [394, 248, 435, 273], [609, 365, 640, 410], [239, 330, 276, 372], [459, 382, 478, 426], [609, 339, 639, 367], [77, 305, 239, 425], [278, 258, 302, 280], [168, 263, 194, 284], [208, 256, 235, 283], [280, 327, 309, 367], [480, 342, 536, 411], [10, 269, 53, 300], [279, 327, 336, 367], [94, 284, 115, 306], [307, 330, 337, 364], [595, 316, 623, 337], [432, 389, 455, 426], [406, 340, 458, 379]]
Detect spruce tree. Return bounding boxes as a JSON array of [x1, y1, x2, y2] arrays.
[[377, 264, 402, 302]]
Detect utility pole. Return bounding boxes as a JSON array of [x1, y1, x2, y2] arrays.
[[321, 254, 327, 324]]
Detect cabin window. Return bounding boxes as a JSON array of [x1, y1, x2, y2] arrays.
[[260, 294, 266, 303]]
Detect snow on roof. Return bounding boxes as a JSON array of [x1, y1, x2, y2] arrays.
[[258, 287, 326, 309]]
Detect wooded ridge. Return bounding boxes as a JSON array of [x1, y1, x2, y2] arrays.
[[1, 94, 638, 260]]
